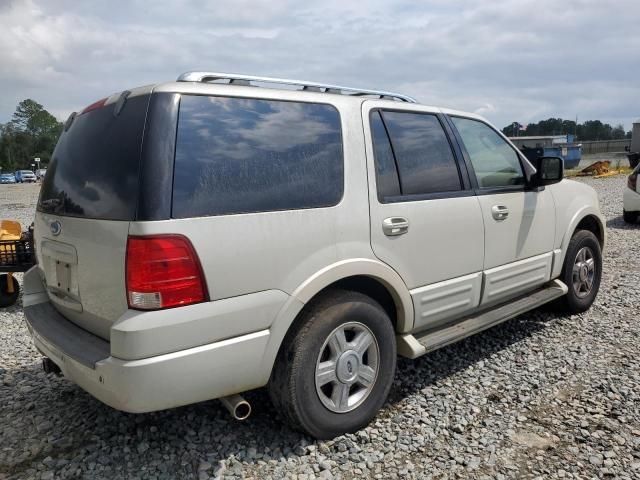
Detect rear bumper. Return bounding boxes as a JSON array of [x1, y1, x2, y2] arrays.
[[623, 187, 640, 212], [24, 300, 271, 413]]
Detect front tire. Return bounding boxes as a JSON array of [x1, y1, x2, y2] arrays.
[[269, 290, 396, 439], [555, 230, 602, 314], [623, 210, 638, 224]]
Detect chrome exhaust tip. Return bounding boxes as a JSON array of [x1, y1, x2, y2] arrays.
[[220, 394, 251, 421]]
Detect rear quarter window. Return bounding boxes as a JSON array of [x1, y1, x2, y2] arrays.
[[172, 95, 344, 218]]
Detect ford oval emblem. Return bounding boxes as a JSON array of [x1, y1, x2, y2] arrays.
[[50, 220, 62, 236]]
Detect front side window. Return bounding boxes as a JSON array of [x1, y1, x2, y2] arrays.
[[378, 111, 461, 196], [451, 117, 525, 189], [172, 95, 343, 218]]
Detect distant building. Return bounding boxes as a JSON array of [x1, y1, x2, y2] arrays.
[[509, 134, 582, 169]]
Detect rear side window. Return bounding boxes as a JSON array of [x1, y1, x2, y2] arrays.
[[38, 94, 150, 220], [172, 95, 343, 218], [380, 111, 461, 196]]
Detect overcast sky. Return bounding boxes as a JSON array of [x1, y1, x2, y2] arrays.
[[1, 0, 639, 130]]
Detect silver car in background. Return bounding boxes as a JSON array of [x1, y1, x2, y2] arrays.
[[15, 170, 37, 183]]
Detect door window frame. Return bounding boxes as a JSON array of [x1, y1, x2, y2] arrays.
[[444, 114, 529, 196], [368, 108, 474, 204]]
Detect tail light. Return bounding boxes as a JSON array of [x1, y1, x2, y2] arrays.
[[629, 171, 638, 191], [126, 235, 207, 310]]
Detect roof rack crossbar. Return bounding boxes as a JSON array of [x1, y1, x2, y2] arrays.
[[176, 71, 417, 103]]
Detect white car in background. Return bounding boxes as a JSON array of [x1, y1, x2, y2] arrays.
[[623, 165, 640, 223]]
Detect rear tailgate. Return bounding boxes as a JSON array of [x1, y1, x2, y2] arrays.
[[33, 215, 129, 339], [34, 87, 152, 340]]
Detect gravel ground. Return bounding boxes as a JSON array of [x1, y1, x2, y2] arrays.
[[1, 177, 639, 480]]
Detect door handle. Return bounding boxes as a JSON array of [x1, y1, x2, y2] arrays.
[[382, 217, 409, 236], [491, 205, 509, 221]]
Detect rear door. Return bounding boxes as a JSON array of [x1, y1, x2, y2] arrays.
[[363, 102, 485, 331], [447, 115, 556, 306], [35, 88, 152, 340]]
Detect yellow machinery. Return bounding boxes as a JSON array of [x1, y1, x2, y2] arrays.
[[0, 220, 34, 307]]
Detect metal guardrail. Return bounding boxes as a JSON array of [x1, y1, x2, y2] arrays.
[[581, 139, 632, 154]]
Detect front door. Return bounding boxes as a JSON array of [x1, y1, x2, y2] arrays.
[[448, 115, 556, 306], [363, 102, 485, 331]]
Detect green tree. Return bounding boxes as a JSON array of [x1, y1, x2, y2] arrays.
[[502, 118, 627, 141], [611, 124, 626, 140], [0, 99, 62, 171]]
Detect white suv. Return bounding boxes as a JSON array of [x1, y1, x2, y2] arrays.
[[23, 72, 605, 439], [623, 164, 639, 223]]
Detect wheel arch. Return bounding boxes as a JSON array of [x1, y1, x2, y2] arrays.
[[563, 209, 606, 253], [257, 258, 414, 385], [289, 258, 414, 334], [555, 208, 606, 278], [574, 214, 605, 248]]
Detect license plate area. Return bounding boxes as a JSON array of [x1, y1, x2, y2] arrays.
[[40, 240, 82, 311], [55, 260, 72, 294]]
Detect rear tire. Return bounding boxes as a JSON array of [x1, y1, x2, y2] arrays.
[[554, 230, 602, 314], [269, 290, 396, 439], [623, 210, 638, 224], [0, 274, 20, 307]]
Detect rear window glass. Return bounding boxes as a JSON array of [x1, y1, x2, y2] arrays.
[[38, 94, 149, 220], [172, 95, 343, 218]]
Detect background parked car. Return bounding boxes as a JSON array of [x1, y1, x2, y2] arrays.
[[623, 164, 640, 223], [14, 170, 37, 183], [0, 174, 16, 184], [35, 168, 47, 181]]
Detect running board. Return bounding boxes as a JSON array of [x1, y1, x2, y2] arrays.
[[397, 279, 568, 359]]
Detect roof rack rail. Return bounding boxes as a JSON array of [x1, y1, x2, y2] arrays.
[[176, 71, 417, 103]]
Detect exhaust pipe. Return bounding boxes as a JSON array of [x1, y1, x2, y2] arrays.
[[220, 394, 251, 421], [42, 358, 62, 376]]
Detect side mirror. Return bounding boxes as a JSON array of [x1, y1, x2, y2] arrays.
[[529, 156, 563, 189]]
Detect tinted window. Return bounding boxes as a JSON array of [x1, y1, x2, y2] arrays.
[[381, 111, 461, 195], [172, 95, 343, 218], [38, 94, 149, 220], [451, 117, 524, 188], [370, 111, 400, 200]]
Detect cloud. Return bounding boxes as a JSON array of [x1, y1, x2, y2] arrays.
[[1, 0, 639, 129]]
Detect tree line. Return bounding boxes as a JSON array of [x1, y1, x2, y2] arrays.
[[0, 99, 63, 172], [501, 118, 632, 141]]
